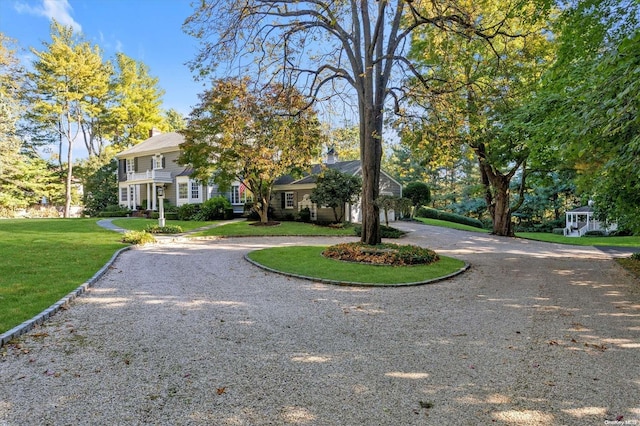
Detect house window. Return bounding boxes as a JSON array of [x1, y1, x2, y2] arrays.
[[231, 185, 240, 204], [285, 192, 295, 209], [178, 182, 188, 199], [126, 159, 135, 173], [191, 181, 200, 199], [152, 154, 164, 170], [120, 187, 128, 202]]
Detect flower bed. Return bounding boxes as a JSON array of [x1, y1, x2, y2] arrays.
[[322, 242, 439, 266]]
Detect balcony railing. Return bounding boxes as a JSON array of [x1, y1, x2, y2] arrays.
[[126, 170, 172, 183]]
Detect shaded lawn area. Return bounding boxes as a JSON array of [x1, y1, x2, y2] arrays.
[[194, 220, 356, 237], [111, 218, 216, 232], [247, 246, 466, 285], [517, 232, 640, 247], [414, 217, 490, 233], [0, 219, 127, 334]]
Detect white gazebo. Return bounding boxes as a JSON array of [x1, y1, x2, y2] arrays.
[[564, 204, 617, 237]]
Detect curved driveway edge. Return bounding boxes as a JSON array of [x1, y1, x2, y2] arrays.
[[0, 246, 132, 347], [244, 253, 470, 287]]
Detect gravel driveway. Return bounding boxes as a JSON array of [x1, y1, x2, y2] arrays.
[[1, 223, 639, 425]]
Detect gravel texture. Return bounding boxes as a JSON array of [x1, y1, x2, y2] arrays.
[[1, 222, 639, 425]]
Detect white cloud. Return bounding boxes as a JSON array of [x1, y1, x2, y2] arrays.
[[15, 0, 82, 33]]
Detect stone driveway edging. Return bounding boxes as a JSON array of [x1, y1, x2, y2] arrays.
[[243, 252, 470, 287], [0, 246, 133, 347]]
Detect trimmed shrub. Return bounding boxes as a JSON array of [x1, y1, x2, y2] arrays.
[[415, 207, 484, 229], [353, 225, 406, 238], [198, 196, 232, 220], [297, 207, 311, 223], [144, 224, 183, 234], [177, 203, 201, 221], [584, 230, 606, 237], [630, 252, 640, 261], [121, 231, 155, 245], [98, 209, 130, 217], [323, 242, 438, 266]]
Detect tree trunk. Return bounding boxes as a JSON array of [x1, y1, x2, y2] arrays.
[[64, 140, 73, 218], [359, 102, 383, 245], [490, 177, 513, 236], [478, 153, 519, 237]]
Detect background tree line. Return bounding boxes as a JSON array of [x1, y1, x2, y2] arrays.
[[0, 21, 183, 218], [2, 0, 638, 238]]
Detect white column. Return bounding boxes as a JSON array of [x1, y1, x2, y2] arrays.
[[152, 185, 157, 211], [128, 185, 132, 210], [146, 184, 151, 210], [132, 185, 137, 210]]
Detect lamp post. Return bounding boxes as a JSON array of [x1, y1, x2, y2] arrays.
[[157, 186, 165, 227]]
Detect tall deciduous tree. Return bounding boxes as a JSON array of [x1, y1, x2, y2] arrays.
[[28, 21, 110, 217], [180, 78, 321, 223], [403, 0, 554, 236], [107, 52, 165, 148], [183, 0, 524, 244], [0, 34, 56, 212], [529, 0, 640, 233]]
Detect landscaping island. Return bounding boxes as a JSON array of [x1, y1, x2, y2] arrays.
[[245, 243, 468, 286]]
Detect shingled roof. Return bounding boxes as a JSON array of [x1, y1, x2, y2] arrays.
[[116, 132, 184, 158], [274, 160, 362, 185]]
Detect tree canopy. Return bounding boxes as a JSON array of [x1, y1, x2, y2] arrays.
[[179, 78, 322, 223], [184, 0, 536, 243], [310, 168, 362, 223]]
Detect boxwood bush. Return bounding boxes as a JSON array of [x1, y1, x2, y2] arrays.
[[353, 224, 406, 238], [415, 207, 484, 229]]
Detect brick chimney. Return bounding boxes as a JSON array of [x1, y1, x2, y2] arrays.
[[149, 128, 161, 138]]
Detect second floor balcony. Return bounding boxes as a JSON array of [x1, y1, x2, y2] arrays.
[[125, 169, 173, 184]]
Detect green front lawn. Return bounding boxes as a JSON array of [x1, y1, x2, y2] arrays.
[[415, 217, 490, 233], [111, 218, 216, 232], [194, 220, 356, 237], [247, 246, 466, 285], [0, 219, 127, 334]]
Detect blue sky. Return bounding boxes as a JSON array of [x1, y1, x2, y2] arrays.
[[0, 0, 205, 117]]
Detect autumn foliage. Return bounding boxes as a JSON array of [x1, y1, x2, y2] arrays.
[[323, 242, 439, 266]]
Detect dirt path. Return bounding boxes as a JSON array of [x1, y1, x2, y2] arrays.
[[1, 224, 638, 425]]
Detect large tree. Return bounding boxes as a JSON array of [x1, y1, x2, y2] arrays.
[[28, 21, 111, 217], [401, 0, 554, 236], [183, 0, 526, 244], [179, 78, 321, 223], [106, 52, 166, 148], [528, 0, 640, 233]]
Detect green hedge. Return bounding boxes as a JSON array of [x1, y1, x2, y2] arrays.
[[353, 225, 406, 238], [98, 210, 130, 217], [415, 207, 484, 229]]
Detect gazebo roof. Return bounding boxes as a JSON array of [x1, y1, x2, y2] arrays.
[[567, 206, 593, 214]]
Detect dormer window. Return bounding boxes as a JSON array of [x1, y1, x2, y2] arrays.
[[153, 154, 164, 170]]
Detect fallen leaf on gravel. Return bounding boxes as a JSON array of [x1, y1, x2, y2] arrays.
[[419, 401, 434, 409], [617, 416, 624, 421], [44, 369, 60, 377], [216, 387, 226, 395], [545, 381, 555, 386], [585, 343, 607, 351], [548, 340, 559, 346]]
